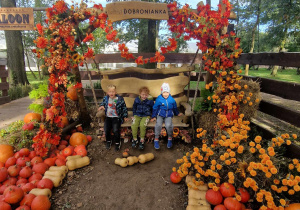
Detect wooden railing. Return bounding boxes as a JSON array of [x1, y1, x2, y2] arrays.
[[0, 58, 9, 105], [81, 52, 300, 127]]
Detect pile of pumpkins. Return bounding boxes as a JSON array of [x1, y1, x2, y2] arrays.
[[205, 182, 250, 210], [205, 182, 300, 210], [0, 124, 93, 210]]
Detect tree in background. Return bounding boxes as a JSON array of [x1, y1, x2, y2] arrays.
[[17, 0, 56, 80], [260, 0, 300, 76], [0, 0, 29, 85]]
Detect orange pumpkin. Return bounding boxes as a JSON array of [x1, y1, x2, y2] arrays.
[[24, 113, 41, 124], [69, 132, 88, 146], [67, 86, 78, 101], [285, 203, 300, 210], [0, 144, 14, 164], [61, 116, 69, 128]]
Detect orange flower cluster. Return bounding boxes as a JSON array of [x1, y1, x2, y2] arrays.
[[172, 1, 299, 209]]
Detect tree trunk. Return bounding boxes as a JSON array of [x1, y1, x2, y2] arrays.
[[1, 0, 29, 85], [138, 19, 157, 69], [245, 0, 261, 76], [72, 66, 91, 126], [271, 1, 290, 77]]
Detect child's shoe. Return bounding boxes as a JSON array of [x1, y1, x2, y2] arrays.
[[154, 140, 160, 150], [115, 142, 121, 151], [167, 140, 173, 149], [139, 142, 145, 150], [132, 140, 138, 148], [106, 141, 112, 150]]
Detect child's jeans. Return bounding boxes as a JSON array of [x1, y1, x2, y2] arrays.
[[104, 117, 121, 144], [155, 116, 173, 139], [131, 116, 150, 140]]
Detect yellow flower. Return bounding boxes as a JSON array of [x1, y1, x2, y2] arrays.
[[250, 147, 256, 153], [216, 164, 222, 170], [244, 85, 248, 89], [265, 172, 272, 178], [289, 164, 295, 170], [270, 168, 277, 174], [279, 199, 286, 206], [292, 134, 297, 139], [273, 179, 280, 184], [250, 170, 257, 176], [249, 141, 255, 147], [172, 167, 176, 172], [255, 136, 262, 143], [225, 160, 231, 165], [286, 140, 291, 145]]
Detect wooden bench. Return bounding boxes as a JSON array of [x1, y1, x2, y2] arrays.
[[98, 65, 194, 128]]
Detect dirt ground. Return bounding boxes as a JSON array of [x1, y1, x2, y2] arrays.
[[51, 135, 193, 210]]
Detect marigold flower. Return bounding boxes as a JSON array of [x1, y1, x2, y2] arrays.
[[250, 147, 256, 153], [172, 167, 176, 172], [216, 164, 222, 170], [270, 168, 277, 174], [289, 164, 295, 170], [249, 141, 255, 147], [286, 140, 291, 145], [280, 199, 286, 206], [292, 134, 297, 139]]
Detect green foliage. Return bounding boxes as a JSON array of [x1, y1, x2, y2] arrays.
[[28, 83, 49, 114], [0, 120, 36, 149], [199, 87, 214, 112], [8, 84, 32, 100], [29, 83, 48, 100]]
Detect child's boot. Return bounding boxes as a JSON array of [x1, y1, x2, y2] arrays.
[[154, 139, 160, 150], [132, 139, 138, 148], [167, 137, 173, 149], [139, 139, 145, 150], [106, 140, 112, 150], [115, 141, 121, 151]]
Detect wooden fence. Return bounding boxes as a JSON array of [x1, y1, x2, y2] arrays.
[[81, 52, 300, 127], [0, 58, 9, 105]]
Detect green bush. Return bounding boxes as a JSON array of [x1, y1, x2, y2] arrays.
[[8, 84, 32, 100], [28, 83, 49, 114]]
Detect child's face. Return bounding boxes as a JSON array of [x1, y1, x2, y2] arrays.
[[162, 92, 169, 99], [107, 88, 116, 98], [140, 91, 148, 100]]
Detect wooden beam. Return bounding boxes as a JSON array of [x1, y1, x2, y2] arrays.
[[90, 53, 203, 64], [0, 82, 9, 91], [237, 52, 300, 68], [0, 70, 8, 78], [259, 100, 300, 127], [0, 96, 10, 105], [99, 66, 194, 76]]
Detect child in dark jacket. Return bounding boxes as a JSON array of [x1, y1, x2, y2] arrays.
[[98, 85, 128, 151], [151, 83, 182, 149], [131, 87, 154, 150]]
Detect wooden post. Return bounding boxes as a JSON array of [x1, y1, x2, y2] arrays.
[[0, 58, 10, 105]]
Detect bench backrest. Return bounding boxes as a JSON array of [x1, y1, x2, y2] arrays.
[[100, 66, 194, 109]]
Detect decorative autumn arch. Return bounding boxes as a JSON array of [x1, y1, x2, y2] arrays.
[[33, 0, 241, 157]]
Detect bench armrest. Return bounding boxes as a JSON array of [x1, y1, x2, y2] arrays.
[[180, 102, 193, 117]]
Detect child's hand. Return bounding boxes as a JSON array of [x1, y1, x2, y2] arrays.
[[124, 118, 129, 122], [98, 106, 104, 111], [150, 118, 156, 122], [178, 113, 183, 116]]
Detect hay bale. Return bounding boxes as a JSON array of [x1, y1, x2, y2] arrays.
[[238, 79, 261, 121], [196, 111, 218, 136]]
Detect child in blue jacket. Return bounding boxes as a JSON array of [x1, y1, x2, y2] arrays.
[[131, 87, 154, 150], [98, 85, 128, 151], [151, 83, 182, 149]]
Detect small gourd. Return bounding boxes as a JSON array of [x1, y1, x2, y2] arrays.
[[138, 153, 154, 164], [49, 166, 68, 174], [29, 188, 52, 198], [66, 155, 81, 161], [115, 158, 128, 167], [127, 156, 139, 166], [66, 156, 90, 170], [44, 170, 66, 179], [42, 175, 63, 187]]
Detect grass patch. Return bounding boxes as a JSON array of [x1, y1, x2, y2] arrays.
[[240, 68, 300, 83], [26, 72, 48, 88]]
